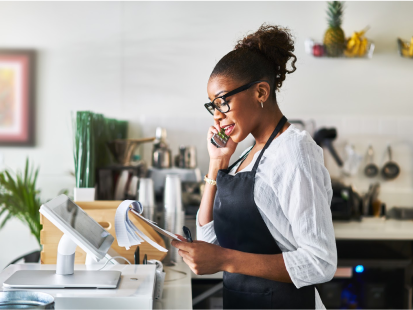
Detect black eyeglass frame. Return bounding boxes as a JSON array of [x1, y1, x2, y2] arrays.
[[204, 80, 270, 116]]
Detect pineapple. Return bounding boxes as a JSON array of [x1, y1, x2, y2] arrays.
[[323, 1, 346, 57]]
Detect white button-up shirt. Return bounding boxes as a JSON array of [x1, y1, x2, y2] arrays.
[[197, 124, 337, 309]]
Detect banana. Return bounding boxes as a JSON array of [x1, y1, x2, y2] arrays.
[[398, 37, 413, 58], [345, 27, 370, 57], [359, 38, 368, 56], [352, 38, 360, 56], [401, 47, 410, 57], [399, 38, 408, 50]]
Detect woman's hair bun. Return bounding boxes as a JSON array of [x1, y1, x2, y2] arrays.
[[211, 23, 297, 97], [234, 24, 297, 91]]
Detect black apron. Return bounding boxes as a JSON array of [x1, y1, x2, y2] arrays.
[[213, 116, 315, 309]]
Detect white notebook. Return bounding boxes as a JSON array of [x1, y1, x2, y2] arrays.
[[115, 200, 180, 252]]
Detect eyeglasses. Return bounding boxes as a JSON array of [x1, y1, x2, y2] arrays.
[[204, 80, 269, 116]]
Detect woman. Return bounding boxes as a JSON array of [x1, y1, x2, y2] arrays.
[[171, 24, 337, 309]]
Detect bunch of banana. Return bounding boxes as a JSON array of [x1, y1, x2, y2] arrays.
[[344, 27, 370, 57], [397, 37, 413, 57]]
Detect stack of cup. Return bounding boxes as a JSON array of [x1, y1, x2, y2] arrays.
[[163, 174, 185, 264], [138, 178, 156, 222]]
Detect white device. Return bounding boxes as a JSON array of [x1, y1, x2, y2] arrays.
[[3, 194, 121, 289]]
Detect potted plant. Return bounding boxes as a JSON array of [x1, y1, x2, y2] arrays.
[[0, 159, 42, 245], [72, 111, 128, 201]]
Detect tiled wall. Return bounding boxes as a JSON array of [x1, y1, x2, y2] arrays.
[[134, 114, 413, 209], [294, 115, 413, 208]]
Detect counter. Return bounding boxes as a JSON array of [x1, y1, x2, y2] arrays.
[[334, 218, 413, 240], [0, 263, 192, 309]]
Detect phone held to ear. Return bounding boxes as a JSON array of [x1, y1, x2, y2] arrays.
[[211, 128, 229, 148]]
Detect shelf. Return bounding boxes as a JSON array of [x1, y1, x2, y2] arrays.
[[305, 38, 375, 59]]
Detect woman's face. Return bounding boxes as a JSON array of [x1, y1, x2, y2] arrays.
[[207, 76, 261, 143]]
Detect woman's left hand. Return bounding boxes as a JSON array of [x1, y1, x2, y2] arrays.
[[171, 237, 228, 275]]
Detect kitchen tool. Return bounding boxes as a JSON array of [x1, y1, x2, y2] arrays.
[[364, 145, 379, 178], [138, 178, 156, 222], [314, 128, 343, 167], [107, 138, 155, 166], [362, 183, 380, 216], [342, 144, 362, 176], [381, 145, 400, 180], [0, 291, 55, 309], [211, 128, 229, 148], [163, 174, 185, 264], [175, 146, 197, 168], [152, 127, 173, 168], [331, 179, 361, 220]]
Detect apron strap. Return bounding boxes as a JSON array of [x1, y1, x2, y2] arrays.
[[227, 142, 256, 171], [251, 116, 288, 173]]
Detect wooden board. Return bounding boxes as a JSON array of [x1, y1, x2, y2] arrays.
[[40, 201, 167, 264]]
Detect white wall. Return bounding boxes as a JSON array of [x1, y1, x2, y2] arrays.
[[0, 1, 413, 269]]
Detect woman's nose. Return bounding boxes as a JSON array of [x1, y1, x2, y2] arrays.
[[213, 109, 225, 122]]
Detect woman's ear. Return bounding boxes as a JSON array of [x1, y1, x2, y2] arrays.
[[256, 82, 271, 103]]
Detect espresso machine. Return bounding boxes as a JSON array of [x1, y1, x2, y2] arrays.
[[148, 127, 203, 243]]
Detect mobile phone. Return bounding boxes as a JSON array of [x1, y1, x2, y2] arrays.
[[211, 128, 229, 148]]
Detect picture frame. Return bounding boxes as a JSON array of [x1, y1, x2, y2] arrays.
[[0, 49, 36, 146]]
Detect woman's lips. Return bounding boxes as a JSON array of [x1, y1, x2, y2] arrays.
[[225, 124, 235, 136]]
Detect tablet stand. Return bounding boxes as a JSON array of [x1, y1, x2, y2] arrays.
[[3, 195, 122, 289], [56, 234, 78, 275]]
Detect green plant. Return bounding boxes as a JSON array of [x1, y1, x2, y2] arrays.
[[0, 158, 42, 245], [73, 111, 128, 188]]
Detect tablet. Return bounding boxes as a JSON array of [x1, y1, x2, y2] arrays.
[[39, 194, 113, 261]]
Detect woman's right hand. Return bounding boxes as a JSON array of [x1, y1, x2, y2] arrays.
[[207, 122, 237, 162]]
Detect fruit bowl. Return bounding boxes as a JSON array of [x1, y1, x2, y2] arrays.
[[344, 40, 375, 58], [305, 38, 375, 59], [397, 38, 413, 58]]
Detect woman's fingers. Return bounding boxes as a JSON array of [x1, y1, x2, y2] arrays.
[[214, 120, 221, 134], [207, 126, 218, 142], [175, 234, 187, 242], [171, 240, 193, 252], [178, 249, 192, 261]]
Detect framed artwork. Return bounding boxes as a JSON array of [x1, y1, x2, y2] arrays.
[[0, 49, 36, 146]]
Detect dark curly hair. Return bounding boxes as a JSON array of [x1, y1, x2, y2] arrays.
[[210, 24, 297, 100]]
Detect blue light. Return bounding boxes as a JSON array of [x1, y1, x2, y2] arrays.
[[355, 265, 364, 273]]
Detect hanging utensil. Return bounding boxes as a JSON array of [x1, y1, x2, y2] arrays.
[[343, 144, 362, 176], [364, 145, 379, 178], [314, 128, 343, 167], [381, 145, 400, 180]]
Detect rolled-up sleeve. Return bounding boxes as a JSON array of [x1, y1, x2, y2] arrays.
[[196, 210, 219, 245], [277, 143, 337, 289]]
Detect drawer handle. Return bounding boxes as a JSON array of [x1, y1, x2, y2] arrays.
[[98, 221, 111, 230]]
